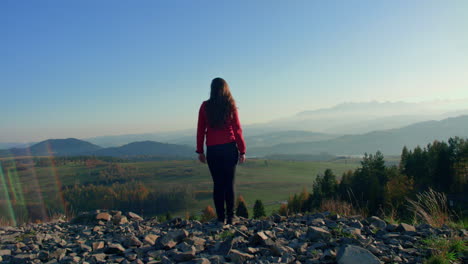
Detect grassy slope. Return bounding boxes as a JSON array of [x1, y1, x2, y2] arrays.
[[1, 158, 362, 218]]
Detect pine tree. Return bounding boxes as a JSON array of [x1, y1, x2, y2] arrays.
[[253, 199, 266, 219], [236, 195, 249, 218], [165, 211, 172, 222]]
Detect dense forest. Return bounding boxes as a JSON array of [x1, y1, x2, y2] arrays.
[[285, 137, 467, 223]]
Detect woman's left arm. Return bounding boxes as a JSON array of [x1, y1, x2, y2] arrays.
[[196, 102, 207, 159]]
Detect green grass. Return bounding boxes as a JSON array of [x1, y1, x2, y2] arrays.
[[421, 236, 467, 264], [1, 158, 360, 221]]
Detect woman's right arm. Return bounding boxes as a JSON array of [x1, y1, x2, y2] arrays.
[[232, 108, 246, 156]]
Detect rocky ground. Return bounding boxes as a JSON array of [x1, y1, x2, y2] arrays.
[[0, 210, 466, 264]]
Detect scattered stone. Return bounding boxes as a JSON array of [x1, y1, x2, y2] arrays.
[[50, 248, 66, 261], [143, 234, 159, 245], [307, 226, 332, 241], [113, 215, 129, 225], [368, 216, 386, 230], [92, 241, 105, 251], [128, 212, 144, 221], [228, 249, 254, 264], [336, 245, 381, 264], [171, 246, 196, 262], [397, 223, 416, 232], [124, 235, 143, 247], [0, 210, 458, 264], [96, 212, 112, 221], [105, 243, 126, 254], [90, 252, 107, 262]]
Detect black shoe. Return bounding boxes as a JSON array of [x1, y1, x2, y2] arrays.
[[226, 216, 237, 225]]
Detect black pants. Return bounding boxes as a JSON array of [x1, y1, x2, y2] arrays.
[[207, 142, 239, 221]]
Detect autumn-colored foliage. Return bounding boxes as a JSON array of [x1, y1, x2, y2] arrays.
[[236, 195, 249, 218], [278, 203, 288, 216], [201, 205, 216, 222]]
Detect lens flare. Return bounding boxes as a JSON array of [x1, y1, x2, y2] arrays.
[[8, 158, 28, 221], [45, 142, 67, 215], [0, 162, 16, 226], [23, 148, 47, 221]]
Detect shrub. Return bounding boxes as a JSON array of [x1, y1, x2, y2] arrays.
[[236, 195, 249, 218], [278, 203, 288, 216], [320, 198, 360, 216], [201, 205, 216, 222], [253, 200, 266, 219]]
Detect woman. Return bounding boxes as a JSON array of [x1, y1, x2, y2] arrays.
[[196, 77, 246, 225]]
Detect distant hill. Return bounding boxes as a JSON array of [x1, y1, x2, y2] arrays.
[[89, 141, 194, 157], [250, 115, 468, 156], [0, 139, 194, 158], [0, 138, 102, 157]]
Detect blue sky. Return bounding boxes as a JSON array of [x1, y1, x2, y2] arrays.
[[1, 0, 467, 142]]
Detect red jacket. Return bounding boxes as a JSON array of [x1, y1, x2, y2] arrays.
[[196, 101, 246, 154]]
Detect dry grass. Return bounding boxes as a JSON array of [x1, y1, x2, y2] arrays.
[[320, 198, 366, 217], [406, 188, 450, 227]]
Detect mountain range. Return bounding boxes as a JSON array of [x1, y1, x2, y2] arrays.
[[76, 100, 468, 148], [249, 115, 468, 156], [1, 114, 466, 158]]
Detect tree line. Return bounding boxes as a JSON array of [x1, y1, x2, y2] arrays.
[[282, 137, 467, 220]]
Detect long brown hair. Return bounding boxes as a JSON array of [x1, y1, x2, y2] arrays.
[[206, 77, 236, 128]]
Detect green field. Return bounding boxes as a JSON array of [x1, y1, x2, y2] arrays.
[[1, 157, 363, 222]]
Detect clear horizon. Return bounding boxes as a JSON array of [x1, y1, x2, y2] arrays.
[[2, 0, 468, 142]]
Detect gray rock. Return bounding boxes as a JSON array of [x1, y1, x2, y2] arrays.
[[128, 212, 144, 221], [90, 253, 107, 262], [385, 223, 398, 232], [397, 223, 416, 232], [270, 242, 295, 256], [349, 221, 364, 229], [251, 231, 275, 246], [343, 227, 361, 236], [96, 212, 112, 221], [124, 235, 143, 247], [50, 248, 67, 261], [208, 255, 225, 264], [180, 258, 211, 264], [368, 216, 386, 230], [105, 243, 126, 254], [214, 237, 234, 255], [306, 226, 331, 241], [125, 252, 138, 261], [171, 247, 196, 262], [228, 249, 254, 264], [176, 242, 194, 252], [143, 234, 159, 245], [336, 245, 381, 264], [0, 249, 12, 256], [13, 253, 36, 263], [310, 218, 325, 226], [92, 241, 105, 251], [38, 250, 50, 261], [185, 236, 206, 252], [113, 215, 129, 225]]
